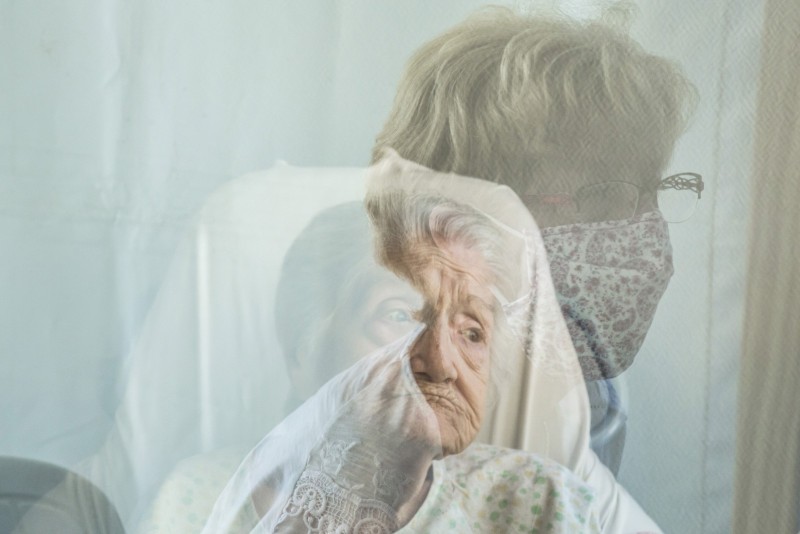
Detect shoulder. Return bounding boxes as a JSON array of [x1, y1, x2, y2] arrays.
[[436, 443, 600, 532], [446, 442, 591, 487]]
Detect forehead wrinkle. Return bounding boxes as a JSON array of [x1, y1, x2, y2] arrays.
[[414, 259, 496, 328], [413, 243, 491, 284], [462, 294, 495, 326]]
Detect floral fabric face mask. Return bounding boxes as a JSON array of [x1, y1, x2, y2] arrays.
[[540, 211, 673, 380]]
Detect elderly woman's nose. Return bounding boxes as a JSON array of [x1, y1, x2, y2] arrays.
[[411, 322, 458, 383]]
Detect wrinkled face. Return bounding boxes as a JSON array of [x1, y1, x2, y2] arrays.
[[406, 240, 495, 457], [332, 271, 423, 368], [303, 238, 495, 457]]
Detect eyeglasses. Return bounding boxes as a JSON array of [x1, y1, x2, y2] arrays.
[[521, 172, 704, 224], [656, 172, 704, 223]]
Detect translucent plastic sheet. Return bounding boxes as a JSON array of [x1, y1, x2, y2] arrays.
[[2, 1, 797, 533]]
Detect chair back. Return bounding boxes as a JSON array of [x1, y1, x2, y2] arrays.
[[0, 456, 124, 534]]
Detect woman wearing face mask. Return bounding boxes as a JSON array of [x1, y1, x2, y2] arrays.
[[371, 6, 697, 475]]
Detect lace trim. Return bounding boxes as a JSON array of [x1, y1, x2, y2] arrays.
[[371, 456, 413, 507], [277, 469, 398, 534], [319, 440, 358, 476]]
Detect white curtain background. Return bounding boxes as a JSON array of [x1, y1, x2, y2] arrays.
[[0, 1, 771, 532]]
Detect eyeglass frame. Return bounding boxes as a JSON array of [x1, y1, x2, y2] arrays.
[[520, 172, 704, 223], [658, 172, 704, 199]]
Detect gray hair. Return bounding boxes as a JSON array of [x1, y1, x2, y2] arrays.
[[373, 6, 695, 192]]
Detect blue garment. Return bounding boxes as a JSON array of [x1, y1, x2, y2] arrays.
[[587, 379, 627, 475]]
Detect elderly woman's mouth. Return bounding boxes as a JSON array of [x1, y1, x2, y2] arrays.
[[417, 387, 464, 415]]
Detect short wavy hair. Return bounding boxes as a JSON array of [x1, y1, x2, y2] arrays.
[[372, 7, 695, 192]]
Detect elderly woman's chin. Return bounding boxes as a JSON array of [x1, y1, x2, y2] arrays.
[[420, 389, 482, 456]]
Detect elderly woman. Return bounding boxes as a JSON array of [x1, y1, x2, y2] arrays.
[[187, 162, 604, 533], [372, 6, 696, 475]]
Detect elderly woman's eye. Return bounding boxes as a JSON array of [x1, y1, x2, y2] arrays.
[[461, 328, 484, 343], [385, 309, 412, 323], [372, 297, 420, 326]]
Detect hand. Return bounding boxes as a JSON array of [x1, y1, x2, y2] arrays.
[[271, 340, 441, 533], [310, 342, 441, 507]]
